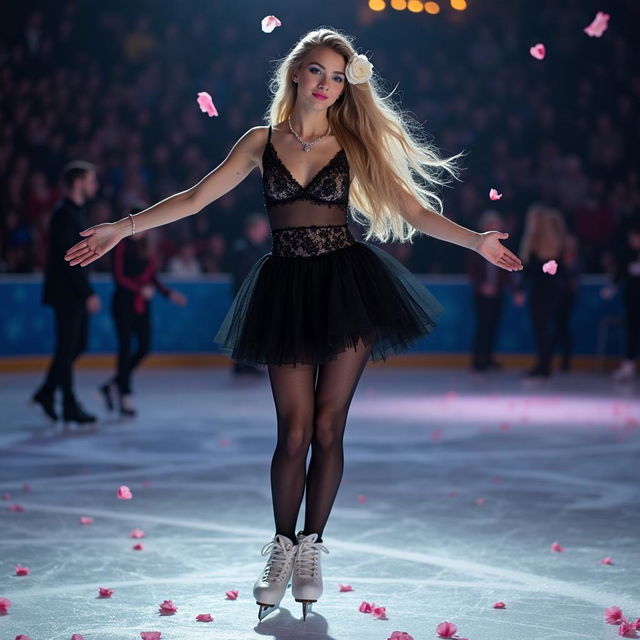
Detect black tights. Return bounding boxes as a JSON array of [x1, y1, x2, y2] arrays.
[[267, 339, 373, 544]]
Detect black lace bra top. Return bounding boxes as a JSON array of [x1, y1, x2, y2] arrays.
[[262, 124, 350, 232]]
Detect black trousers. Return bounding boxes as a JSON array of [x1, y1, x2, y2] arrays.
[[38, 303, 88, 404], [529, 280, 562, 375], [552, 288, 576, 368], [111, 299, 150, 394], [472, 293, 503, 368], [623, 280, 640, 359]]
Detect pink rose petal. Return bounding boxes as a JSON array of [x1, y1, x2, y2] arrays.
[[225, 589, 239, 600], [436, 621, 458, 638], [605, 606, 624, 624], [372, 605, 388, 619], [80, 516, 93, 525], [618, 621, 638, 638], [494, 601, 506, 608], [542, 260, 558, 275], [388, 633, 414, 640], [133, 543, 144, 551], [339, 584, 354, 592], [261, 15, 282, 33], [9, 503, 24, 512], [359, 601, 374, 613], [601, 556, 614, 565], [196, 613, 213, 622], [530, 43, 546, 60], [15, 565, 29, 576], [584, 11, 610, 38], [551, 541, 564, 552], [15, 635, 32, 640], [117, 485, 132, 500], [98, 587, 113, 598], [71, 635, 84, 640], [159, 599, 177, 615], [489, 188, 503, 200], [0, 597, 12, 614], [196, 92, 218, 117], [130, 528, 145, 539], [140, 634, 161, 640]]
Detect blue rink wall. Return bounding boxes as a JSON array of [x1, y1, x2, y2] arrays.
[[0, 274, 625, 357]]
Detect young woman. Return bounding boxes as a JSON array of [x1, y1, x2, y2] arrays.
[[65, 28, 522, 622]]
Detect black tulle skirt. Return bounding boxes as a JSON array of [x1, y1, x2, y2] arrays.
[[213, 240, 444, 367]]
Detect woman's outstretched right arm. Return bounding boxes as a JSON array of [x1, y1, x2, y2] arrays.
[[65, 126, 266, 267]]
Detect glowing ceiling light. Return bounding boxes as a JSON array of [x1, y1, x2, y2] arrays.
[[391, 0, 408, 9], [424, 1, 441, 13], [451, 0, 468, 10], [408, 0, 424, 12], [369, 0, 386, 11]]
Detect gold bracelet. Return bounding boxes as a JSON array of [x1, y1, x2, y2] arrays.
[[129, 213, 136, 236]]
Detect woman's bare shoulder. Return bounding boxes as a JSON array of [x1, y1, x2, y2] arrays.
[[240, 125, 270, 158]]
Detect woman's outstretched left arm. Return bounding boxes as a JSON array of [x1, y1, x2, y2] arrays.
[[400, 192, 523, 272]]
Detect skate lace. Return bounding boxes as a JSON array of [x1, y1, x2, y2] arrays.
[[260, 535, 296, 583], [295, 535, 329, 579]]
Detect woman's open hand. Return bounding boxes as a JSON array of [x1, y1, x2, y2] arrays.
[[65, 222, 126, 267], [475, 231, 523, 272]]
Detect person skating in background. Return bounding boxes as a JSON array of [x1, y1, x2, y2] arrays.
[[31, 161, 101, 430], [99, 207, 187, 417], [465, 209, 518, 373], [227, 212, 271, 376], [515, 204, 568, 381], [552, 233, 582, 373], [600, 213, 640, 381]]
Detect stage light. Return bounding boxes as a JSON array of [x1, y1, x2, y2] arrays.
[[391, 0, 408, 10], [408, 0, 424, 12], [424, 1, 441, 13], [369, 0, 386, 11], [450, 0, 467, 10]]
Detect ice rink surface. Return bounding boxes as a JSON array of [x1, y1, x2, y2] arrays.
[[1, 365, 639, 640]]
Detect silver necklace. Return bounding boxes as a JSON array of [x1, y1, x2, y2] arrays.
[[287, 116, 331, 152]]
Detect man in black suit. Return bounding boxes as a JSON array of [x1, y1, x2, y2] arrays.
[[32, 161, 101, 426]]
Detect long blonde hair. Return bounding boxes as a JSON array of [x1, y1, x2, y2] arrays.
[[518, 203, 567, 263], [265, 27, 464, 243]]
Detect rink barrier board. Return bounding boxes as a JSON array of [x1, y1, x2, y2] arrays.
[[0, 274, 625, 361]]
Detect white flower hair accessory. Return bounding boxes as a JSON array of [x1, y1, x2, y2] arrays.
[[345, 53, 373, 84]]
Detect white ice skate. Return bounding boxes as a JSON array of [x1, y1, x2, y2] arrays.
[[292, 531, 330, 620], [253, 534, 297, 622]]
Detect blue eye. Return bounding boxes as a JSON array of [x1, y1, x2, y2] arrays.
[[310, 67, 343, 83]]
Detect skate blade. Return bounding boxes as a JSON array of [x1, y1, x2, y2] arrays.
[[256, 601, 279, 622], [63, 422, 97, 436], [295, 600, 315, 620]]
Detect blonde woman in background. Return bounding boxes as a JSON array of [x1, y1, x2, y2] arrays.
[[516, 204, 568, 380], [64, 27, 522, 622]]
